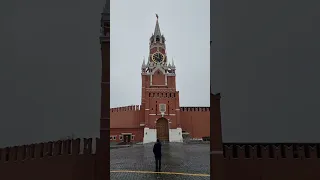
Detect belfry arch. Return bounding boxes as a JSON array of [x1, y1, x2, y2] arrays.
[[156, 118, 169, 142]]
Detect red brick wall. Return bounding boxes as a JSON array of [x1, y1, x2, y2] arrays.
[[110, 128, 144, 142], [180, 107, 210, 138], [151, 70, 166, 85], [222, 144, 320, 179], [0, 138, 106, 180], [110, 106, 141, 128], [147, 96, 178, 129], [210, 93, 320, 179]]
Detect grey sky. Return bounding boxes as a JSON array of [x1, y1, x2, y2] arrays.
[[211, 0, 320, 142], [110, 0, 210, 108]]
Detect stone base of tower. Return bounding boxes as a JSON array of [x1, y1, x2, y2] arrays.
[[143, 127, 183, 144], [143, 128, 157, 144], [169, 128, 183, 142]]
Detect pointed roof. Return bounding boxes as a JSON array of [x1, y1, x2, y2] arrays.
[[101, 0, 110, 21], [154, 14, 161, 37], [142, 57, 146, 68]]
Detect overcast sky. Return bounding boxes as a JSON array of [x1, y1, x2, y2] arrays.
[[110, 0, 210, 108], [1, 0, 320, 147]]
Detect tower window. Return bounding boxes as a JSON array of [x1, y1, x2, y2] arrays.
[[156, 36, 160, 42]]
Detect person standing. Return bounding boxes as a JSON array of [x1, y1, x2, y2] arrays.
[[153, 139, 162, 172]]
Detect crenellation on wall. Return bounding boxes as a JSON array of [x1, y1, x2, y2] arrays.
[[0, 138, 100, 163], [309, 145, 317, 158], [223, 143, 320, 160], [110, 105, 141, 113], [180, 106, 210, 112]]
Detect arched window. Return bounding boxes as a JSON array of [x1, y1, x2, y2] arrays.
[[156, 36, 160, 42]]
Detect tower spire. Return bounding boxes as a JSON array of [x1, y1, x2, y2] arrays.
[[154, 14, 161, 37]]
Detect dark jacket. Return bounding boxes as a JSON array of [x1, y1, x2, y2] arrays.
[[153, 142, 162, 158]]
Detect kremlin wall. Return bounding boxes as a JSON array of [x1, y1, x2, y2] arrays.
[[110, 105, 210, 143]]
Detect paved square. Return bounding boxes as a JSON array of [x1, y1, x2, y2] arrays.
[[110, 143, 210, 180]]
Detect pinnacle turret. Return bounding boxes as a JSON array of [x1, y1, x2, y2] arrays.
[[141, 57, 146, 71], [101, 0, 110, 21], [171, 58, 175, 69]]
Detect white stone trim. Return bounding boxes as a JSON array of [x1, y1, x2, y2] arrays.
[[165, 74, 167, 85], [149, 114, 156, 116], [159, 104, 166, 113], [150, 66, 166, 75], [175, 109, 180, 111], [169, 114, 176, 116], [149, 66, 168, 86], [169, 128, 183, 143], [143, 128, 157, 144], [145, 109, 150, 110]]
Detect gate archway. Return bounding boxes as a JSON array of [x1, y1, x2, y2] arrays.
[[156, 118, 169, 142]]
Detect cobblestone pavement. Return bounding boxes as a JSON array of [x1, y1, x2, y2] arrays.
[[110, 143, 210, 180]]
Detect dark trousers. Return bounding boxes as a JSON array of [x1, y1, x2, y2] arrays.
[[155, 157, 161, 171]]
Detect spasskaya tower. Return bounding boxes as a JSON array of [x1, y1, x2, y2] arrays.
[[140, 15, 183, 143]]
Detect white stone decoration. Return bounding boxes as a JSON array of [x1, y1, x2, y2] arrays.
[[143, 128, 157, 144], [169, 127, 183, 142]]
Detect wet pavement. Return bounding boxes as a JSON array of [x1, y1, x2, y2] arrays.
[[110, 143, 210, 180]]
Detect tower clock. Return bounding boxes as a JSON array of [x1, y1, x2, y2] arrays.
[[152, 52, 165, 63]]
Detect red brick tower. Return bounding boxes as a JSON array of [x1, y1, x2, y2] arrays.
[[98, 1, 110, 179], [140, 15, 183, 143], [210, 93, 225, 180]]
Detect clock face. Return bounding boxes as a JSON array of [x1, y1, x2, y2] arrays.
[[152, 52, 164, 63]]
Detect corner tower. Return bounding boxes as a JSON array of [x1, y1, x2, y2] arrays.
[[98, 1, 110, 179], [141, 15, 182, 144]]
